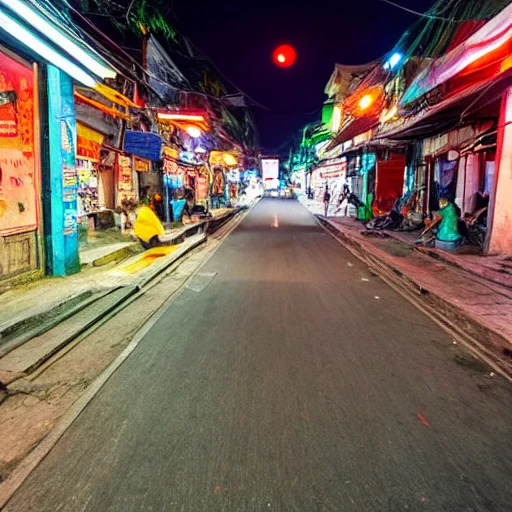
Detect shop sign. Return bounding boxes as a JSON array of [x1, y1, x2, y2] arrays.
[[61, 118, 79, 235], [134, 156, 151, 172], [163, 146, 179, 160], [179, 150, 201, 166], [163, 146, 179, 176], [117, 154, 134, 200], [163, 157, 178, 176], [196, 175, 208, 200], [76, 123, 104, 161]]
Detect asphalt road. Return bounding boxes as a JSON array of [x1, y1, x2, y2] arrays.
[[5, 199, 512, 512]]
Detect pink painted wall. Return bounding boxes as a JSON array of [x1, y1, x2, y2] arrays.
[[488, 86, 512, 255]]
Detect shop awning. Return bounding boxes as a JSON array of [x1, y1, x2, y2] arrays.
[[157, 110, 210, 133], [325, 113, 380, 151], [376, 71, 512, 140], [75, 91, 131, 120], [124, 130, 163, 161], [94, 83, 139, 108], [402, 4, 512, 106]]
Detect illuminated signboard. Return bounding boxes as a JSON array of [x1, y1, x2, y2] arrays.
[[261, 158, 279, 181]]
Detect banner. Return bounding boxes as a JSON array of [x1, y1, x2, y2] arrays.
[[0, 50, 38, 235], [147, 35, 186, 104]]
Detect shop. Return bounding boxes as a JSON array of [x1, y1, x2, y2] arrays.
[[122, 129, 163, 225], [209, 151, 240, 207], [162, 146, 185, 222], [0, 46, 40, 281], [76, 122, 118, 232], [184, 164, 209, 204], [421, 123, 496, 226], [373, 152, 405, 216], [314, 157, 347, 201], [344, 151, 376, 221], [227, 168, 241, 202]]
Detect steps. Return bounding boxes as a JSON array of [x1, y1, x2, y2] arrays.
[[0, 286, 137, 384]]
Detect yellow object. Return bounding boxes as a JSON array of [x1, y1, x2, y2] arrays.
[[118, 246, 177, 274], [134, 206, 165, 243], [209, 150, 240, 167], [359, 94, 373, 110], [94, 83, 139, 108], [77, 122, 105, 144], [75, 91, 131, 120], [118, 246, 178, 274]]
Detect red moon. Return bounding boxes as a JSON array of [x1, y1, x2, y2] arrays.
[[272, 44, 297, 68]]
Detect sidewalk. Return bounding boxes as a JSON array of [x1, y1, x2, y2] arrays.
[[0, 208, 241, 362], [78, 207, 234, 268], [315, 213, 512, 377]]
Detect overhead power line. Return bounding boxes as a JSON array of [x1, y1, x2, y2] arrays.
[[378, 0, 461, 22]]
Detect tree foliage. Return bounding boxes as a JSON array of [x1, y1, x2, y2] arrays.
[[74, 0, 176, 40]]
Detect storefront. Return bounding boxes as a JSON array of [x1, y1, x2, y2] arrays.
[[209, 151, 239, 207], [314, 157, 347, 201], [162, 146, 185, 222], [76, 122, 115, 232], [0, 46, 40, 281], [121, 129, 163, 224], [227, 168, 241, 201], [422, 124, 495, 218], [373, 153, 405, 216], [184, 164, 209, 204]]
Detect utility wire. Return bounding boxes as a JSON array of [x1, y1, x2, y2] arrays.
[[378, 0, 462, 22]]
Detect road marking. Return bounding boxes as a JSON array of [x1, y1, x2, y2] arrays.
[[271, 213, 279, 229]]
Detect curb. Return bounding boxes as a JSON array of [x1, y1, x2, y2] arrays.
[[316, 215, 512, 382], [88, 243, 141, 268], [0, 290, 97, 357]]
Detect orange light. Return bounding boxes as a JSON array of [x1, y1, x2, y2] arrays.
[[501, 55, 512, 74], [359, 95, 373, 110], [158, 113, 205, 122]]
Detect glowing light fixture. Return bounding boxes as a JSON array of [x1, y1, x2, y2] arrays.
[[0, 0, 115, 79], [272, 44, 297, 68], [186, 126, 201, 138], [195, 146, 207, 154], [223, 154, 238, 166], [384, 52, 402, 70], [359, 95, 373, 110], [0, 10, 96, 87], [158, 113, 205, 122]]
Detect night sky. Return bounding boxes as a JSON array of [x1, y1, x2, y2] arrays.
[[174, 0, 436, 151]]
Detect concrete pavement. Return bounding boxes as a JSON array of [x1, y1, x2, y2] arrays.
[[4, 199, 512, 512]]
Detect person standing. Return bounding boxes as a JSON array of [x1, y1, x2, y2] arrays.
[[323, 187, 331, 217]]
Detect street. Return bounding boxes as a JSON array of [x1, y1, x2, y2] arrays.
[[4, 198, 512, 512]]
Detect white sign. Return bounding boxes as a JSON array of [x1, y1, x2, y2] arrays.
[[261, 158, 279, 181]]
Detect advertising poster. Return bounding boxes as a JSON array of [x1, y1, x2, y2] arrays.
[[261, 158, 279, 181], [0, 50, 38, 235]]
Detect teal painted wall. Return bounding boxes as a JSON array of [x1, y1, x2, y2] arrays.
[[46, 65, 80, 276]]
